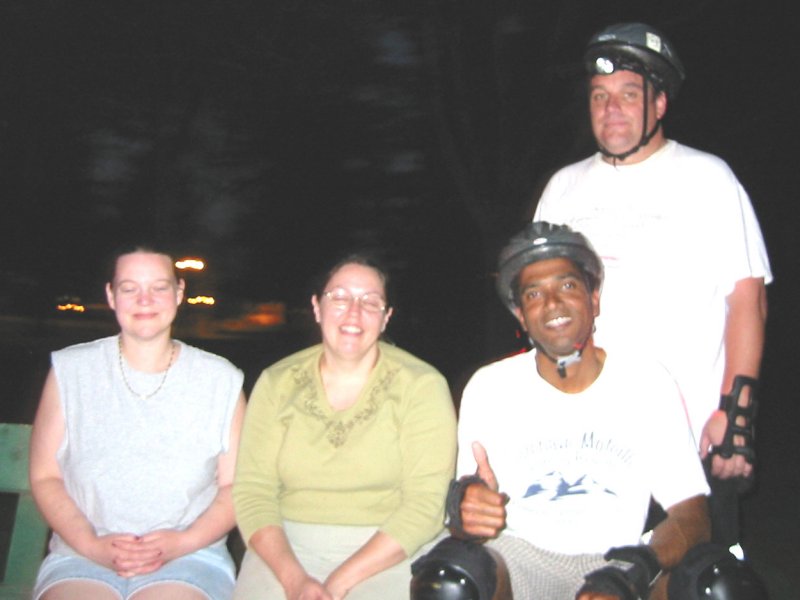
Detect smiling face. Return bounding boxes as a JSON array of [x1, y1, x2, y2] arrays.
[[106, 251, 184, 342], [513, 257, 599, 359], [589, 69, 667, 163], [311, 262, 393, 363]]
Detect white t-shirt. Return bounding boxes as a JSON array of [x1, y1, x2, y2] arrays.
[[457, 349, 709, 555], [534, 141, 772, 444]]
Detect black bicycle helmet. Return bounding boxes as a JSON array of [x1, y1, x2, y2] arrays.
[[584, 22, 685, 101], [496, 222, 603, 314]]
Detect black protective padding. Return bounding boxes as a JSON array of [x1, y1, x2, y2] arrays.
[[667, 542, 768, 600], [411, 537, 496, 600]]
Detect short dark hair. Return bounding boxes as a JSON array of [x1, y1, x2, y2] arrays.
[[313, 251, 392, 306], [106, 244, 178, 286]]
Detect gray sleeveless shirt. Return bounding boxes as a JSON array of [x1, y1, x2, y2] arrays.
[[50, 335, 243, 555]]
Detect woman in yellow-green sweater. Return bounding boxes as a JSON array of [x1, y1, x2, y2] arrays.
[[233, 253, 457, 600]]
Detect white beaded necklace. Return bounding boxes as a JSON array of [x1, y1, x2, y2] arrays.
[[118, 336, 176, 400]]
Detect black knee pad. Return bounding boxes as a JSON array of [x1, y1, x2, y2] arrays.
[[668, 542, 768, 600], [410, 537, 496, 600]]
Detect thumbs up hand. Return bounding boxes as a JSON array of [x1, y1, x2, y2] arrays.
[[471, 441, 499, 492], [456, 442, 509, 540]]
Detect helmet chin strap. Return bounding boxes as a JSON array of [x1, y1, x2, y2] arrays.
[[532, 341, 586, 379], [598, 74, 662, 163], [530, 317, 597, 378]]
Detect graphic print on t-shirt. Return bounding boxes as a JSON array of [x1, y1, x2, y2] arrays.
[[523, 472, 616, 501]]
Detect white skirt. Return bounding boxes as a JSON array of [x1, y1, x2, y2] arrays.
[[234, 521, 437, 600]]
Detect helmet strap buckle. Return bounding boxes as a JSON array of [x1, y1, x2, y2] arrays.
[[556, 350, 582, 378]]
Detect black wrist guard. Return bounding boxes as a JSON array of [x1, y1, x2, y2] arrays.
[[445, 475, 486, 540], [576, 545, 662, 600], [711, 375, 758, 464]]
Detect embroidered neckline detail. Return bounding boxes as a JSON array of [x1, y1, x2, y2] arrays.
[[292, 364, 399, 447]]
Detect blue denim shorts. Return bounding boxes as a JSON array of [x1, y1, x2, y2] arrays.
[[33, 544, 235, 600]]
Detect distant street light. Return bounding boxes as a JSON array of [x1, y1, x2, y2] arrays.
[[175, 258, 205, 271], [175, 259, 213, 309], [56, 302, 85, 313]]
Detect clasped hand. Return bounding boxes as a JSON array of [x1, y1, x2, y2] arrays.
[[285, 574, 347, 600], [87, 529, 190, 577]]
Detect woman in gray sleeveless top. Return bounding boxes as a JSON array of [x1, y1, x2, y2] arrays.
[[29, 246, 246, 600]]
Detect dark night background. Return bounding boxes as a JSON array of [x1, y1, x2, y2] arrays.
[[0, 1, 797, 596]]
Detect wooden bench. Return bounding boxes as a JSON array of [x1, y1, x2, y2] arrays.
[[0, 423, 49, 599]]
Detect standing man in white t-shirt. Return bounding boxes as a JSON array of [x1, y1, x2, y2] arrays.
[[533, 22, 771, 550]]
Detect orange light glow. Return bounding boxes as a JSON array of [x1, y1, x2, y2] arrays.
[[175, 258, 206, 271], [57, 303, 85, 313]]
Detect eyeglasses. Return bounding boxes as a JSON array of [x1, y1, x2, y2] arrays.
[[322, 288, 387, 314]]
